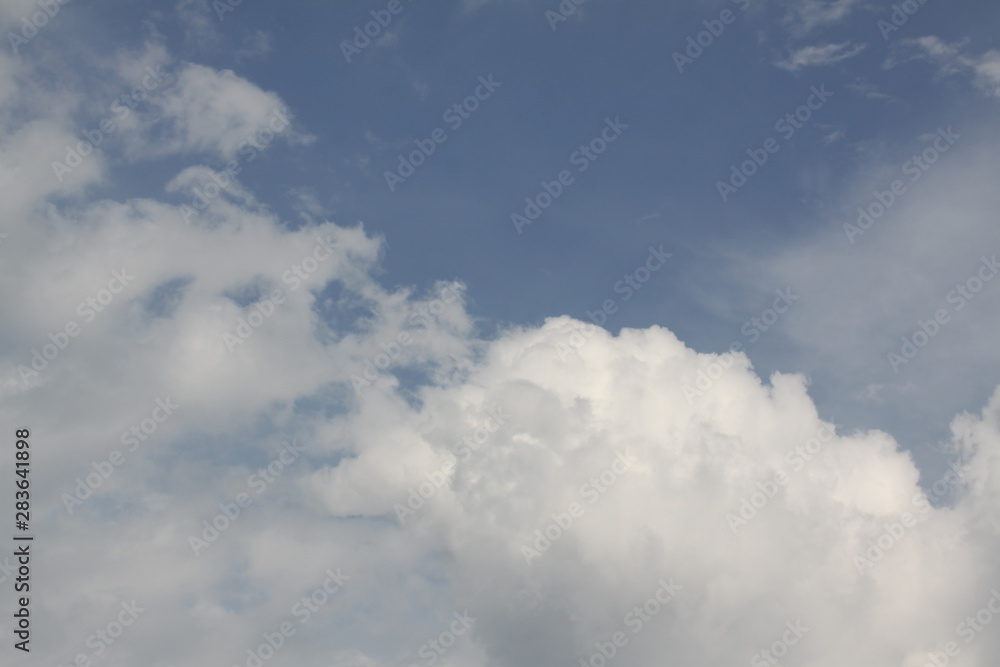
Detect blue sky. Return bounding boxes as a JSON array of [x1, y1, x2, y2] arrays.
[[36, 0, 1000, 457], [3, 1, 1000, 666]]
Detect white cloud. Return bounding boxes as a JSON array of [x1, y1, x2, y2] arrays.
[[123, 62, 314, 161], [3, 19, 1000, 667], [848, 77, 895, 101], [775, 42, 866, 71], [236, 30, 273, 61], [888, 36, 1000, 99], [782, 0, 864, 36], [176, 0, 222, 49]]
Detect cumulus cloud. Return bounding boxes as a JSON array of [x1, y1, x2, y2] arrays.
[[123, 62, 314, 161], [3, 17, 1000, 667]]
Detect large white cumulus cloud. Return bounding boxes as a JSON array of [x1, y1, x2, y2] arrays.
[[307, 319, 1000, 667], [1, 27, 999, 667]]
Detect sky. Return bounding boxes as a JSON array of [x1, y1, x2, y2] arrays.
[[1, 0, 1000, 665]]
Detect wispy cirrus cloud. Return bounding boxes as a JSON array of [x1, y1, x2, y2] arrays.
[[775, 42, 867, 71], [782, 0, 865, 36], [886, 36, 1000, 99]]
